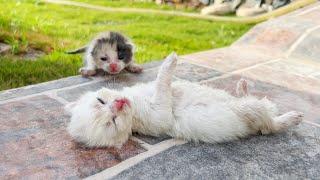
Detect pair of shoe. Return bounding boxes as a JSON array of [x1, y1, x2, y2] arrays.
[[201, 0, 290, 17]]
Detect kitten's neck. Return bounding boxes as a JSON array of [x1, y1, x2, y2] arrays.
[[125, 94, 151, 134]]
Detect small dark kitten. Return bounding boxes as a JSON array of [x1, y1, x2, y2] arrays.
[[67, 31, 142, 77]]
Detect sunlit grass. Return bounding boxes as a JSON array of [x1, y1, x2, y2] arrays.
[[0, 0, 253, 90], [73, 0, 199, 12]]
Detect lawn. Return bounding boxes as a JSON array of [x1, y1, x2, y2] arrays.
[[0, 0, 253, 91], [73, 0, 199, 12]]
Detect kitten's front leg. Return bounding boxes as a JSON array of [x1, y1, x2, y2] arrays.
[[152, 52, 178, 104], [79, 68, 96, 77], [125, 62, 143, 73], [147, 52, 178, 130], [80, 58, 97, 77]]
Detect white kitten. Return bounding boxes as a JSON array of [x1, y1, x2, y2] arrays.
[[66, 53, 304, 147]]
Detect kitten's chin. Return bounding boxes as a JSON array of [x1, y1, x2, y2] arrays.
[[91, 131, 131, 148], [69, 129, 131, 148], [67, 120, 132, 148]]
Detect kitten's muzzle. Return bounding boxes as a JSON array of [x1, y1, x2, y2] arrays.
[[113, 98, 130, 112], [109, 63, 119, 74]]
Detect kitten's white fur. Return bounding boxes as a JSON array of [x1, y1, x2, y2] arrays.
[[66, 53, 304, 147]]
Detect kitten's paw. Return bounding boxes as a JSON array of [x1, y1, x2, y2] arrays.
[[274, 111, 304, 132], [236, 79, 249, 97], [125, 64, 143, 73], [161, 52, 178, 72], [284, 111, 304, 125], [236, 79, 255, 97], [79, 68, 96, 77]]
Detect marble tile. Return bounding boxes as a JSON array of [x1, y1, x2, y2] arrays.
[[0, 60, 162, 102], [298, 5, 320, 24], [0, 76, 91, 101], [287, 2, 320, 17], [289, 28, 320, 63], [234, 65, 320, 95], [174, 63, 222, 82], [57, 68, 159, 102], [234, 17, 316, 51], [264, 59, 320, 77], [181, 46, 277, 73], [0, 95, 145, 179]]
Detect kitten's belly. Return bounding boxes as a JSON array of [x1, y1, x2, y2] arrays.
[[171, 81, 235, 108], [169, 81, 250, 142], [129, 81, 250, 141]]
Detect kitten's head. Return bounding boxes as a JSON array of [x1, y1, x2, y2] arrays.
[[90, 31, 133, 74], [65, 88, 133, 147]]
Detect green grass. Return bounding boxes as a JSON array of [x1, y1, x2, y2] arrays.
[[0, 0, 253, 91], [73, 0, 199, 12]]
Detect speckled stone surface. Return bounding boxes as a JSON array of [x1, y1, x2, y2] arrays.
[[133, 133, 171, 145], [1, 2, 320, 179], [0, 76, 91, 101], [113, 124, 320, 180], [0, 95, 145, 179], [57, 68, 159, 102]]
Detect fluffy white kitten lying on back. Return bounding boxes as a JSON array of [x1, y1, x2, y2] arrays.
[[66, 53, 304, 147]]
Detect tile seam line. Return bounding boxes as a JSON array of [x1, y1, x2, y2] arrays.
[[179, 57, 219, 70], [0, 79, 104, 105], [261, 63, 320, 82], [0, 67, 159, 104], [199, 58, 282, 83], [285, 25, 320, 58], [0, 76, 82, 93], [130, 136, 154, 150], [45, 91, 70, 105], [180, 53, 282, 73], [85, 139, 186, 180], [304, 120, 320, 128], [293, 4, 320, 17]]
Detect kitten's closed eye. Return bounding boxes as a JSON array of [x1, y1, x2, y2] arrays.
[[112, 115, 117, 124], [97, 97, 105, 104]]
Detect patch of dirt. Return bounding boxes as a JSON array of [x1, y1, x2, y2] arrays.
[[0, 42, 11, 54], [0, 42, 46, 60], [20, 48, 46, 60]]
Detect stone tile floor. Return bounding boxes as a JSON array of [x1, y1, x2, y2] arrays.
[[1, 2, 320, 179]]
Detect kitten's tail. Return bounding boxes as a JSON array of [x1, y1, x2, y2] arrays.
[[65, 46, 87, 54]]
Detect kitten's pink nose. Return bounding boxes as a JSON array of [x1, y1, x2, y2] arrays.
[[114, 98, 130, 111], [109, 63, 118, 72]]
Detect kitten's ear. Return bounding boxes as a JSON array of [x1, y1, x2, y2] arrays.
[[64, 101, 77, 114], [126, 42, 135, 52]]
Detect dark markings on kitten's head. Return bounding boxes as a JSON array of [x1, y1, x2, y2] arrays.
[[91, 31, 133, 64]]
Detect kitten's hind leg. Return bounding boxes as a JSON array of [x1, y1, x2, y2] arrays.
[[234, 98, 302, 135], [270, 111, 304, 133]]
